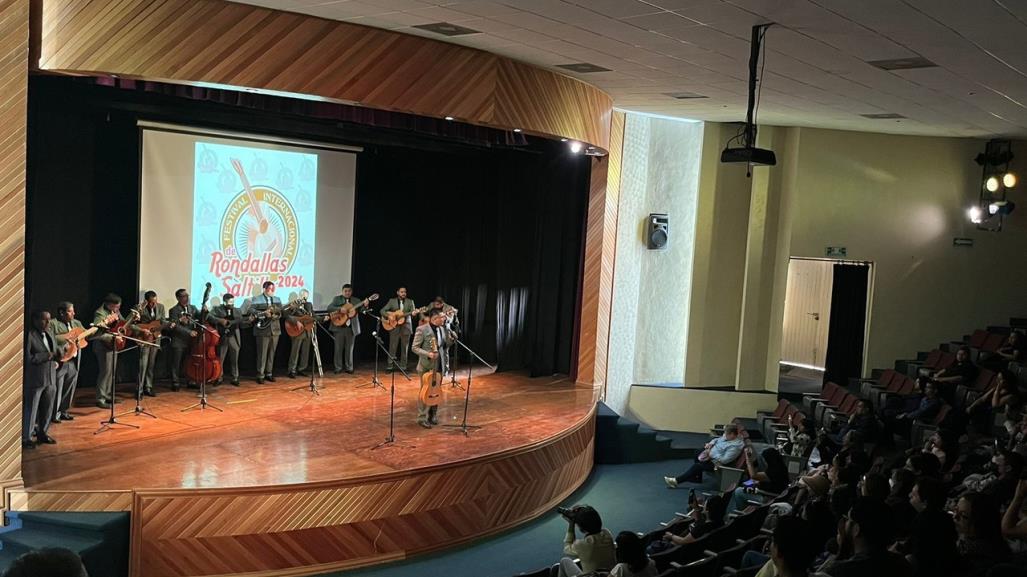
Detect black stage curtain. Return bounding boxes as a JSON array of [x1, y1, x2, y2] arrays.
[[822, 263, 870, 385], [26, 76, 589, 390]]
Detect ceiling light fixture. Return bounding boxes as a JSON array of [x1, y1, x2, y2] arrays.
[[569, 141, 583, 154], [444, 116, 454, 121]]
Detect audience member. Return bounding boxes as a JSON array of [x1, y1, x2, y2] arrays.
[[966, 370, 1021, 434], [661, 492, 729, 546], [904, 504, 961, 577], [557, 505, 616, 577], [992, 331, 1023, 367], [893, 381, 944, 435], [857, 472, 889, 501], [665, 424, 744, 487], [770, 516, 819, 577], [731, 447, 789, 512], [1, 547, 87, 577], [932, 346, 979, 400], [785, 412, 813, 459], [609, 531, 657, 577], [955, 492, 1011, 576], [830, 400, 879, 445], [818, 498, 910, 577], [961, 450, 1023, 504], [1001, 479, 1027, 541]]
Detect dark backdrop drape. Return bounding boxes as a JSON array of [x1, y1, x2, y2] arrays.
[[26, 76, 589, 390], [822, 264, 870, 385]]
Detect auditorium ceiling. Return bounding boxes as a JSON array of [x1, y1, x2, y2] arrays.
[[232, 0, 1027, 138]]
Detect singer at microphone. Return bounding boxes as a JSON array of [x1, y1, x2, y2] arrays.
[[286, 289, 314, 379]]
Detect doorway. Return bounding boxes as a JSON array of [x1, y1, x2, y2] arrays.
[[780, 258, 872, 394]]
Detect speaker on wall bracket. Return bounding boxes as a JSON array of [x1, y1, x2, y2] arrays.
[[647, 213, 669, 250]]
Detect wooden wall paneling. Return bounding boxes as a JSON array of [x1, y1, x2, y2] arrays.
[[0, 0, 29, 496], [8, 489, 133, 512], [36, 0, 611, 149], [576, 111, 624, 392]]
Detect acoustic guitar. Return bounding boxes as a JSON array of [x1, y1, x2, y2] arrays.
[[108, 309, 141, 351], [56, 326, 101, 363], [419, 336, 443, 408], [133, 320, 165, 343], [382, 305, 428, 332], [328, 293, 379, 327], [284, 313, 316, 338]]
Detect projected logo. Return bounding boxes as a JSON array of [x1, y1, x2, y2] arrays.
[[193, 142, 316, 300]]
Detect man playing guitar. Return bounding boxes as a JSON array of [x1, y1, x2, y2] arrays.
[[48, 302, 84, 422], [90, 293, 124, 409], [427, 296, 460, 374], [412, 309, 455, 428], [210, 293, 243, 386], [285, 289, 314, 379], [326, 284, 374, 374], [380, 287, 417, 372], [134, 290, 169, 397], [251, 281, 282, 384], [168, 289, 200, 391]]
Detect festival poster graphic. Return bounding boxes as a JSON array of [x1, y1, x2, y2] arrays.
[[192, 142, 317, 303]]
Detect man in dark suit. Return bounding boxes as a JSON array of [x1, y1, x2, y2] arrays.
[[24, 310, 59, 448], [411, 309, 455, 428], [326, 284, 373, 374], [167, 289, 200, 391], [210, 293, 243, 386], [381, 287, 416, 372], [251, 281, 282, 384], [134, 290, 168, 396], [48, 301, 83, 422], [90, 293, 123, 408], [285, 289, 314, 378]]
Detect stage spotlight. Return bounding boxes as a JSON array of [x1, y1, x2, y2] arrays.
[[989, 202, 1000, 215], [986, 176, 1000, 192], [444, 116, 454, 121], [1003, 172, 1017, 188], [968, 205, 983, 224], [989, 200, 1016, 216], [513, 128, 522, 133], [569, 141, 583, 154]]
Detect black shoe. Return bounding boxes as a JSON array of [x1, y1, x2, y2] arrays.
[[212, 379, 222, 386], [266, 375, 276, 383], [430, 415, 440, 425], [171, 384, 181, 392], [21, 440, 35, 450], [36, 435, 57, 445], [333, 368, 343, 374], [231, 379, 240, 386], [288, 371, 297, 379], [256, 378, 264, 385], [96, 401, 111, 409], [418, 420, 432, 429], [144, 389, 157, 397], [346, 369, 355, 374], [51, 417, 62, 425], [187, 382, 200, 389], [59, 412, 74, 421], [298, 370, 309, 377]]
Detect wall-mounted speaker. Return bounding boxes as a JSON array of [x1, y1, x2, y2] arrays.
[[647, 213, 669, 250]]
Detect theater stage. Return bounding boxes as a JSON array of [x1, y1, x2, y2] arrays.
[[13, 368, 598, 577]]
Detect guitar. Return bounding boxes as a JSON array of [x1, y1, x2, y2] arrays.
[[108, 309, 141, 351], [382, 305, 428, 332], [419, 335, 443, 408], [248, 303, 280, 330], [56, 326, 101, 362], [328, 293, 379, 327], [132, 320, 165, 343]]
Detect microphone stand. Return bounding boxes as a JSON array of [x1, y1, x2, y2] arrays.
[[358, 311, 386, 391], [447, 315, 463, 390], [442, 338, 495, 436], [95, 330, 159, 434], [371, 335, 414, 451], [182, 311, 222, 413], [118, 334, 165, 421], [291, 306, 325, 396]]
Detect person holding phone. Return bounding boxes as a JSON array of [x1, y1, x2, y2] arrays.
[[729, 447, 789, 513]]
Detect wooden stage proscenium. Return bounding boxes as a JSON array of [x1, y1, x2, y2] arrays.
[[14, 370, 598, 577]]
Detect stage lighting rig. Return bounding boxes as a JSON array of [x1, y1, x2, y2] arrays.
[[970, 139, 1017, 231]]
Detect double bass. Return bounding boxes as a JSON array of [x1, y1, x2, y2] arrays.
[[184, 283, 222, 385]]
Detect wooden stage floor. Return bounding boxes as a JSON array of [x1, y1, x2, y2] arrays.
[[24, 367, 599, 491]]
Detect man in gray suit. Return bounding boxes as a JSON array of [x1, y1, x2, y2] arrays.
[[90, 293, 123, 409], [411, 309, 455, 428], [326, 284, 373, 374], [286, 289, 314, 378], [167, 289, 200, 391], [24, 310, 59, 448], [251, 281, 282, 384], [210, 293, 243, 386], [381, 287, 416, 372], [134, 290, 168, 397], [48, 301, 84, 422]]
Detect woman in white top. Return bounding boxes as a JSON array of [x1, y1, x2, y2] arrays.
[[609, 531, 658, 577]]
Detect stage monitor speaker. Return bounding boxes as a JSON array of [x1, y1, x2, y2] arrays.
[[647, 213, 669, 250]]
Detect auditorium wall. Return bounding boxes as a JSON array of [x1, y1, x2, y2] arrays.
[[787, 129, 1027, 372], [604, 113, 703, 414]]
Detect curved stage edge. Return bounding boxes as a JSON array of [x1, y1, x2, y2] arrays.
[[9, 379, 597, 577]]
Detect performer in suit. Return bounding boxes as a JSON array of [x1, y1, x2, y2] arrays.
[[412, 309, 455, 428], [48, 301, 83, 422], [326, 284, 371, 374], [251, 281, 282, 384], [167, 289, 200, 391], [90, 293, 123, 408], [24, 310, 59, 448], [381, 287, 415, 372], [286, 289, 314, 378], [427, 296, 460, 373], [210, 293, 242, 386], [134, 291, 168, 397]]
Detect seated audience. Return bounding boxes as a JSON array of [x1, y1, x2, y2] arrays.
[[857, 472, 889, 501], [770, 516, 819, 577], [558, 505, 616, 577], [830, 400, 879, 446], [731, 446, 790, 512], [609, 531, 657, 577], [818, 498, 910, 577], [1001, 479, 1027, 542], [960, 450, 1023, 504], [955, 492, 1010, 576], [932, 346, 978, 400], [892, 380, 944, 436], [991, 331, 1023, 368], [661, 492, 729, 546], [885, 468, 917, 539], [904, 503, 961, 577], [2, 547, 87, 577], [965, 369, 1021, 434], [665, 424, 744, 487], [784, 412, 813, 459]]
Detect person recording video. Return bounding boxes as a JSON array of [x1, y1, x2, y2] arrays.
[[556, 504, 616, 577]]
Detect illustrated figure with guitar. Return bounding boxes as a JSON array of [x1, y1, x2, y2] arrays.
[[90, 293, 128, 409], [285, 289, 314, 378], [412, 309, 456, 428], [326, 284, 377, 374], [133, 291, 170, 397], [251, 281, 282, 384], [210, 293, 244, 386], [168, 288, 201, 391], [24, 310, 60, 448], [47, 301, 85, 422], [380, 287, 425, 372]]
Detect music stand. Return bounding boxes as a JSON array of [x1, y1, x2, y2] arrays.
[[371, 336, 414, 451], [95, 331, 159, 434], [118, 334, 165, 421], [442, 338, 495, 436]]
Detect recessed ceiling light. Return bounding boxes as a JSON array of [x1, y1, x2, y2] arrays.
[[859, 113, 907, 119], [444, 116, 454, 121], [555, 62, 612, 74], [412, 22, 481, 37], [664, 91, 708, 100], [866, 56, 937, 70], [513, 128, 522, 133]]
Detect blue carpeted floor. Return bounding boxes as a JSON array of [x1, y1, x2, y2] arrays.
[[319, 457, 699, 577]]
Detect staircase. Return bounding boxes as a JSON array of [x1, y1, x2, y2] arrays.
[[595, 402, 703, 464], [0, 511, 129, 577]]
